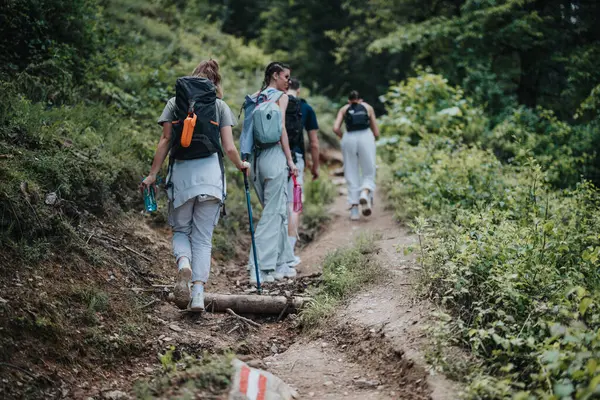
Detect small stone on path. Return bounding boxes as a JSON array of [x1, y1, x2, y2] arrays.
[[353, 378, 380, 388], [103, 390, 130, 400], [169, 324, 182, 332]]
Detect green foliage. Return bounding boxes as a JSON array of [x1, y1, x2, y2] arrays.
[[380, 71, 600, 189], [486, 107, 600, 187], [380, 81, 600, 397], [300, 169, 336, 242], [380, 71, 488, 143], [0, 0, 103, 103], [135, 351, 235, 399], [371, 0, 600, 120], [0, 82, 148, 257]]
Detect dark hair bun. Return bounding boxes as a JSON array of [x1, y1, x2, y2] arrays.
[[348, 90, 360, 101]]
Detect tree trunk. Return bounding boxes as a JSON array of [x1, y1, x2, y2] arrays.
[[517, 51, 540, 108]]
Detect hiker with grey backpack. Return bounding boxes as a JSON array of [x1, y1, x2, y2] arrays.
[[140, 60, 249, 312], [240, 62, 299, 284]]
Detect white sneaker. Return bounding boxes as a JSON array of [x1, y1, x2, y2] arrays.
[[249, 268, 275, 284], [189, 286, 204, 312], [290, 256, 301, 267], [350, 205, 360, 221], [276, 264, 297, 278], [174, 266, 192, 309], [360, 190, 372, 216], [271, 268, 285, 281]]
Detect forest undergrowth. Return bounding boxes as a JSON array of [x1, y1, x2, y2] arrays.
[[378, 72, 600, 399]]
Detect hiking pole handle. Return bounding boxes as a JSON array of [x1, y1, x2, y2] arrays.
[[243, 170, 250, 190]]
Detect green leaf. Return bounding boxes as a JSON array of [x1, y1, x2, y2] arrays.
[[541, 350, 560, 364], [553, 381, 574, 397], [579, 297, 593, 316]]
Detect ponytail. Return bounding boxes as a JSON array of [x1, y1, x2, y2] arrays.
[[192, 59, 223, 98], [259, 61, 290, 93]]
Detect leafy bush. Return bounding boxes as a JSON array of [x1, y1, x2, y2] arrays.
[[380, 71, 600, 189], [380, 111, 600, 397], [379, 135, 516, 222], [0, 0, 106, 104], [485, 107, 599, 188], [380, 70, 488, 144]]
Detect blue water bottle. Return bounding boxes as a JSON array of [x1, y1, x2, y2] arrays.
[[143, 185, 157, 213]]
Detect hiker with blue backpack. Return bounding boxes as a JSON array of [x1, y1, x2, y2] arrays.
[[140, 60, 250, 312], [285, 78, 320, 267], [333, 90, 379, 221], [240, 62, 299, 284]]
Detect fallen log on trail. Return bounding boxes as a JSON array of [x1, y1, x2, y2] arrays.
[[203, 294, 311, 315]]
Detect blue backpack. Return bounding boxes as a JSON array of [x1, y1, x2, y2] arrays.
[[239, 88, 285, 163], [252, 88, 284, 149]]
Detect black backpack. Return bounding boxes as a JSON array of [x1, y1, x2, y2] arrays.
[[285, 95, 303, 156], [170, 76, 221, 161], [167, 76, 227, 214], [345, 103, 370, 132]]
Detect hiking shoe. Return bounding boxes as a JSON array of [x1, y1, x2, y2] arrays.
[[249, 268, 275, 285], [290, 256, 301, 267], [271, 269, 284, 281], [188, 286, 204, 312], [276, 264, 297, 278], [350, 205, 360, 221], [360, 190, 372, 217], [174, 266, 192, 309]]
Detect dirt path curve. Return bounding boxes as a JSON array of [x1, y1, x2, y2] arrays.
[[265, 187, 460, 399]]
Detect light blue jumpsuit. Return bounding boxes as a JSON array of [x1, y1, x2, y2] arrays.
[[240, 89, 295, 273]]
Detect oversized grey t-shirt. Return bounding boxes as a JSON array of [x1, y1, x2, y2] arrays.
[[158, 97, 237, 208]]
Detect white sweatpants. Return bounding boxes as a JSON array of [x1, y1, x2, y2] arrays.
[[341, 128, 376, 205], [170, 195, 221, 283]]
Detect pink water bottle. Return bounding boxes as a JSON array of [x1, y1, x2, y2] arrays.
[[292, 175, 302, 213]]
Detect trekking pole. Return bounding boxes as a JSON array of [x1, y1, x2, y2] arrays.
[[243, 172, 262, 294]]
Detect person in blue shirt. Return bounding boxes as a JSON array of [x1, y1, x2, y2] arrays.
[[286, 78, 320, 266]]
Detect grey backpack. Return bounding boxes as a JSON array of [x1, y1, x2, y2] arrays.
[[252, 89, 284, 149]]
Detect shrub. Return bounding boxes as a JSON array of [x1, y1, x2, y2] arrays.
[[380, 108, 600, 397], [485, 107, 598, 188], [379, 70, 488, 144]]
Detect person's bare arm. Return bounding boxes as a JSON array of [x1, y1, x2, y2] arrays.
[[333, 105, 349, 138], [278, 94, 299, 176], [141, 122, 172, 190], [308, 129, 320, 179], [220, 125, 249, 174], [365, 102, 380, 137]]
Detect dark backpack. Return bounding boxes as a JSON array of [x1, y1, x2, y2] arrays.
[[170, 76, 221, 161], [344, 103, 370, 132], [285, 95, 303, 155], [167, 76, 227, 214]]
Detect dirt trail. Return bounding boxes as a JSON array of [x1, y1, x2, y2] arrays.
[[265, 188, 460, 399], [71, 174, 460, 399]]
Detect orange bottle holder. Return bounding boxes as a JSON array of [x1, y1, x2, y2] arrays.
[[181, 113, 197, 148]]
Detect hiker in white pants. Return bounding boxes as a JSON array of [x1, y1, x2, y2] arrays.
[[141, 60, 249, 312], [240, 62, 299, 284], [333, 90, 380, 220]]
